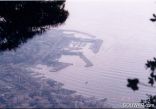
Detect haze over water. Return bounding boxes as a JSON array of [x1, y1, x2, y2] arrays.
[[31, 0, 156, 107], [2, 0, 153, 108]]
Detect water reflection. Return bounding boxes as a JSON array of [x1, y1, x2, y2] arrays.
[[0, 1, 69, 51]]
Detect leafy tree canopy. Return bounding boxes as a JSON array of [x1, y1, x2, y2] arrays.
[[0, 1, 69, 51]]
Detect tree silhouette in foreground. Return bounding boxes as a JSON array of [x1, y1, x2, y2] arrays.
[[150, 14, 156, 22], [127, 78, 139, 91], [0, 1, 69, 51], [126, 14, 156, 109], [0, 2, 112, 108], [127, 58, 156, 108]]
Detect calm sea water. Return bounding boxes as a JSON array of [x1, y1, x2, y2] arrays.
[[44, 1, 156, 107], [2, 0, 156, 108]]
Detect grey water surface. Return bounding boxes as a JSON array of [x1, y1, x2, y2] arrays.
[[1, 0, 156, 108], [39, 0, 156, 107]]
